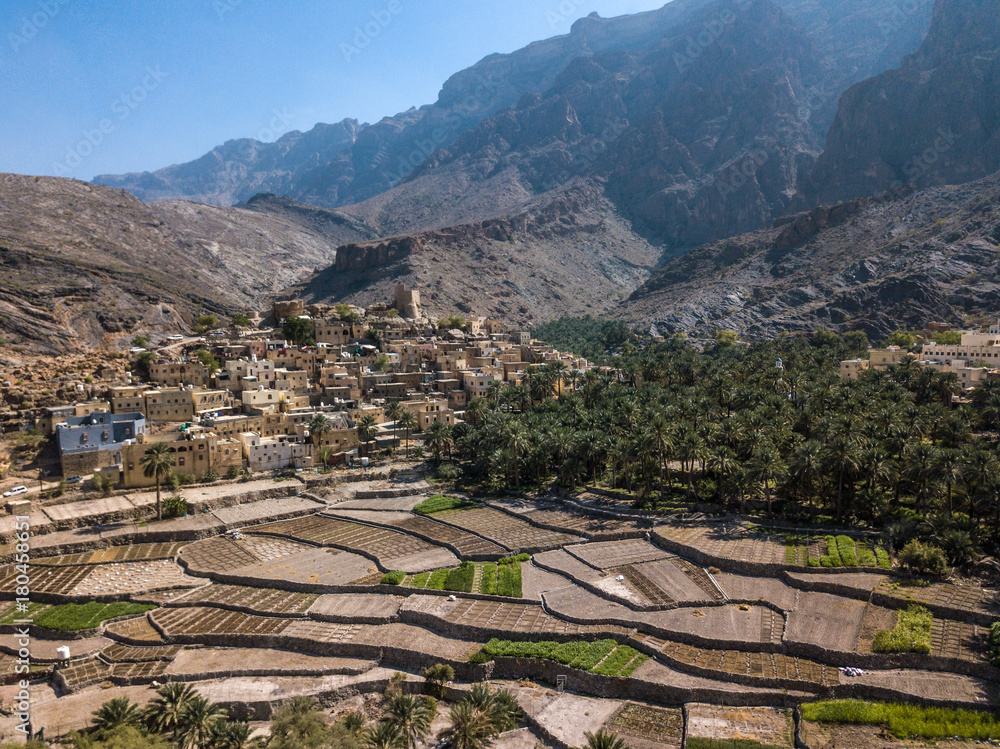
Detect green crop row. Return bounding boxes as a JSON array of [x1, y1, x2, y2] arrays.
[[444, 561, 475, 592], [497, 561, 522, 597], [872, 604, 932, 654], [413, 494, 475, 515], [380, 570, 406, 585], [478, 639, 647, 677], [34, 602, 155, 631], [801, 699, 1000, 740], [686, 739, 788, 749]]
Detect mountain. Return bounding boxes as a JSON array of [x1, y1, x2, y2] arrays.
[[94, 119, 361, 207], [619, 172, 1000, 339], [95, 0, 933, 235], [290, 181, 661, 326], [806, 0, 1000, 204], [0, 175, 375, 354]]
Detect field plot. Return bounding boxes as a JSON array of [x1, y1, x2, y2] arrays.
[[636, 634, 840, 688], [68, 559, 197, 597], [479, 638, 649, 677], [490, 499, 643, 538], [0, 563, 92, 596], [104, 614, 165, 644], [784, 591, 867, 652], [603, 702, 683, 749], [172, 584, 317, 615], [686, 704, 793, 748], [33, 543, 185, 566], [432, 506, 579, 551], [308, 593, 403, 623], [99, 643, 183, 662], [228, 546, 376, 587], [611, 557, 723, 606], [876, 577, 998, 618], [252, 515, 457, 571], [654, 524, 787, 567], [179, 536, 262, 573], [567, 539, 669, 569], [398, 558, 526, 597], [164, 647, 375, 678], [384, 514, 507, 557], [930, 618, 987, 661], [151, 606, 291, 637], [402, 594, 627, 637]]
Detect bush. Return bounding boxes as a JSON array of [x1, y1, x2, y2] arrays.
[[898, 540, 949, 575], [413, 494, 475, 514], [801, 699, 1000, 740], [856, 541, 877, 567], [989, 622, 1000, 667], [871, 605, 933, 654], [162, 496, 188, 518], [380, 570, 406, 585], [498, 553, 531, 565], [436, 463, 463, 480], [202, 469, 219, 483], [876, 546, 892, 569], [227, 466, 240, 480]]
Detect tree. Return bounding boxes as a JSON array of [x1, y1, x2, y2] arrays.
[[334, 303, 360, 322], [441, 702, 492, 749], [267, 697, 340, 749], [357, 415, 379, 457], [583, 729, 629, 749], [309, 413, 332, 445], [91, 697, 142, 735], [438, 315, 466, 330], [316, 446, 334, 470], [230, 312, 253, 328], [398, 411, 417, 458], [385, 402, 404, 449], [885, 329, 915, 348], [143, 683, 197, 737], [420, 663, 454, 699], [282, 316, 315, 347], [374, 354, 392, 372], [363, 721, 402, 749], [196, 348, 220, 372], [140, 442, 176, 521], [426, 420, 454, 464], [714, 329, 739, 348], [178, 695, 226, 749], [383, 694, 433, 749]]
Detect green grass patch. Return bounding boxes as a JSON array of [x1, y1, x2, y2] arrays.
[[478, 639, 644, 677], [497, 561, 522, 597], [686, 739, 788, 749], [871, 605, 933, 654], [34, 602, 154, 631], [801, 699, 1000, 740], [380, 570, 406, 585], [413, 494, 475, 515], [784, 534, 808, 566], [444, 561, 475, 592], [856, 541, 876, 567], [498, 553, 530, 565], [425, 569, 450, 590], [408, 571, 431, 588], [0, 602, 49, 624], [480, 563, 497, 595], [876, 547, 892, 569], [836, 535, 857, 566]]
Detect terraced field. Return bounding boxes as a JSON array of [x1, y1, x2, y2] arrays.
[[384, 514, 507, 556], [34, 543, 186, 566], [432, 506, 580, 551], [172, 584, 318, 616], [654, 524, 787, 567], [251, 515, 457, 571], [492, 501, 644, 538]]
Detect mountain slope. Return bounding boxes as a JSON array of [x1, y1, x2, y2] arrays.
[[619, 172, 1000, 338], [0, 175, 374, 354], [807, 0, 1000, 204]]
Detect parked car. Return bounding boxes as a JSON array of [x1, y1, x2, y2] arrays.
[[167, 334, 184, 341], [129, 347, 146, 354], [3, 486, 28, 498], [65, 475, 84, 484]]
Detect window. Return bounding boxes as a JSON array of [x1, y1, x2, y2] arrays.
[[102, 430, 110, 440], [178, 458, 185, 466]]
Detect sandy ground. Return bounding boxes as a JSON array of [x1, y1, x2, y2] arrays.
[[228, 547, 375, 585], [784, 590, 867, 651], [308, 593, 404, 622], [801, 721, 989, 749], [687, 704, 793, 747], [166, 647, 374, 676]]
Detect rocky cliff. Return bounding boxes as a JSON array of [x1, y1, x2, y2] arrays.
[[619, 173, 1000, 339], [807, 0, 1000, 204]]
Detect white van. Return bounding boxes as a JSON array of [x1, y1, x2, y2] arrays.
[[3, 486, 28, 498]]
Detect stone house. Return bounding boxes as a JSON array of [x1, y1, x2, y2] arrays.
[[56, 412, 145, 476]]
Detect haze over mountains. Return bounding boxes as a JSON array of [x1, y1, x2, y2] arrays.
[[4, 0, 999, 354]]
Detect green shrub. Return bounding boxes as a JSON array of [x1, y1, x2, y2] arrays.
[[380, 570, 406, 585], [468, 651, 492, 664], [498, 553, 530, 565], [801, 699, 1000, 740], [162, 496, 188, 518], [413, 494, 475, 514], [988, 622, 1000, 667], [898, 540, 948, 575], [444, 561, 475, 592], [871, 605, 933, 654], [807, 557, 820, 567], [856, 541, 877, 567], [876, 546, 892, 569], [836, 535, 857, 566], [497, 562, 522, 597], [436, 463, 462, 480], [35, 602, 154, 631]]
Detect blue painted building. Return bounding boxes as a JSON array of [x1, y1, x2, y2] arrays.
[[56, 411, 146, 475]]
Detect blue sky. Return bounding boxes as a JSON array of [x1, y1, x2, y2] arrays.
[[0, 0, 668, 180]]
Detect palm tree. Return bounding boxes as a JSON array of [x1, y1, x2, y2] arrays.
[[748, 442, 786, 516], [583, 729, 629, 749], [316, 445, 333, 470], [383, 693, 433, 749], [144, 682, 197, 737], [441, 701, 492, 749], [179, 695, 227, 749], [421, 663, 454, 699], [465, 396, 487, 426], [140, 441, 175, 521], [357, 415, 379, 458], [206, 720, 255, 749], [91, 697, 141, 735], [308, 413, 332, 445], [426, 420, 454, 464], [398, 411, 417, 458], [364, 720, 403, 749], [385, 402, 404, 449]]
